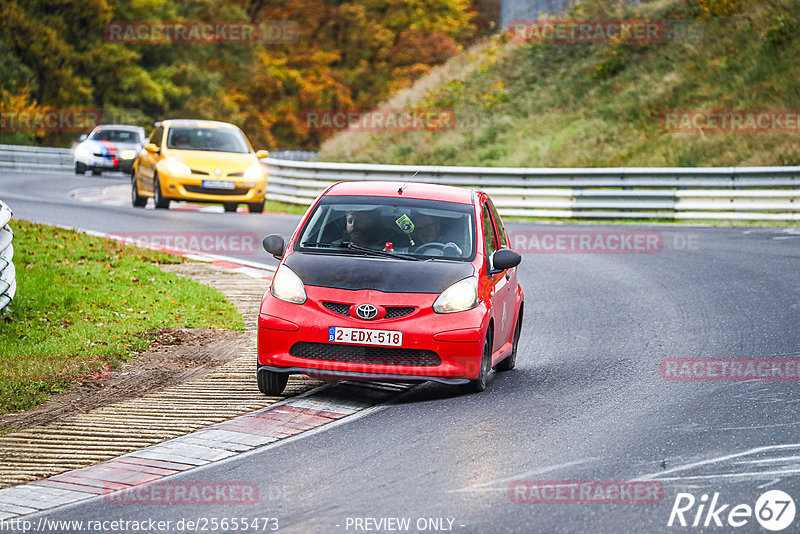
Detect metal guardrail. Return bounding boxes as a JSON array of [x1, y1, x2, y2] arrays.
[[0, 201, 16, 313], [1, 143, 798, 220], [263, 159, 800, 221], [0, 145, 316, 174], [0, 144, 73, 173]]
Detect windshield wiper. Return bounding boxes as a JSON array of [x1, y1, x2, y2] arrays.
[[343, 241, 420, 261], [301, 241, 347, 248], [301, 241, 418, 261]]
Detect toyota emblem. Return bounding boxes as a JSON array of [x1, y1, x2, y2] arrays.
[[355, 304, 378, 320]]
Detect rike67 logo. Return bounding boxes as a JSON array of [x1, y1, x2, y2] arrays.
[[668, 490, 796, 531]]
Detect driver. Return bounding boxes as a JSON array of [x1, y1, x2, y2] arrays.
[[412, 215, 463, 255]]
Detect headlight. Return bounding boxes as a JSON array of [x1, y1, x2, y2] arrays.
[[120, 149, 137, 160], [270, 265, 306, 304], [74, 145, 90, 158], [165, 157, 191, 177], [433, 277, 478, 313], [244, 161, 264, 181]]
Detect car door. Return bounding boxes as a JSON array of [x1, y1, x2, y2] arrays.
[[481, 200, 509, 359], [138, 126, 163, 194], [487, 198, 519, 348]]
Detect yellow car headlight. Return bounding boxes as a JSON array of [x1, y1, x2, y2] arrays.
[[165, 157, 191, 177], [244, 161, 265, 181]]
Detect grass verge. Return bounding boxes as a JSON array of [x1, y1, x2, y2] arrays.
[[0, 220, 244, 416]]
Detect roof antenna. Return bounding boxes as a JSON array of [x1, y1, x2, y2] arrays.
[[398, 169, 420, 195]]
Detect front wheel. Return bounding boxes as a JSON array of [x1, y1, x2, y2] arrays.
[[131, 174, 147, 208], [462, 335, 491, 394], [153, 175, 170, 209], [495, 311, 522, 372], [248, 201, 264, 214], [223, 202, 238, 213], [75, 162, 86, 175], [91, 168, 102, 176], [258, 368, 288, 396]]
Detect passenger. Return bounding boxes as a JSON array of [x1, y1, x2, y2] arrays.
[[345, 210, 383, 248]]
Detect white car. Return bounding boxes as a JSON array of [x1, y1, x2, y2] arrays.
[[74, 125, 146, 175]]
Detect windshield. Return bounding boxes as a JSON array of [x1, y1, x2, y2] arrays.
[[165, 127, 251, 153], [90, 129, 141, 143], [296, 195, 475, 260]]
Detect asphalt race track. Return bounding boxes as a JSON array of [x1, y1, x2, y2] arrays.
[[2, 170, 800, 533]]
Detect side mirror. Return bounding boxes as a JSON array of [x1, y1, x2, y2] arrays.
[[79, 134, 88, 142], [489, 248, 521, 275], [256, 150, 270, 159], [144, 143, 160, 154], [262, 234, 285, 259]]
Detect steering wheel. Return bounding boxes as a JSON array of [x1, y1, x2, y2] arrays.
[[414, 242, 447, 255]]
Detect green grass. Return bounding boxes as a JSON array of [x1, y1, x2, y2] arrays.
[[264, 200, 309, 215], [319, 0, 800, 169], [0, 221, 244, 416]]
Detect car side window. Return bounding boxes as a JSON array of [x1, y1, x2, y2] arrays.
[[149, 126, 163, 147], [487, 199, 508, 248], [483, 202, 497, 259]]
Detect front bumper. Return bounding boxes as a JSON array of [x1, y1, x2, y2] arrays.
[[257, 286, 488, 382], [78, 156, 135, 172], [160, 174, 266, 203]]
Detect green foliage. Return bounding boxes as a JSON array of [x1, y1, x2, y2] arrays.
[[0, 220, 243, 415], [319, 0, 800, 168], [0, 0, 479, 149]]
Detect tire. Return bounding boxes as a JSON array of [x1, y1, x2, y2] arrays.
[[463, 334, 491, 394], [131, 174, 147, 208], [223, 202, 238, 213], [91, 168, 102, 176], [75, 162, 86, 175], [258, 368, 288, 396], [153, 175, 170, 209], [495, 310, 522, 372], [248, 200, 264, 213]]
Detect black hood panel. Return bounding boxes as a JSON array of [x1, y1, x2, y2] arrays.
[[284, 252, 474, 294]]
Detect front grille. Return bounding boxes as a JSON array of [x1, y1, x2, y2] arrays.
[[289, 342, 441, 367], [227, 172, 244, 177], [184, 185, 249, 196], [323, 302, 350, 316], [191, 169, 209, 175], [322, 302, 414, 319], [385, 306, 414, 318]]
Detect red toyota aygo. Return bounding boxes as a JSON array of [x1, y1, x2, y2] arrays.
[[257, 180, 524, 395]]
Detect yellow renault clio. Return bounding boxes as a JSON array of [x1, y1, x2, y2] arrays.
[[131, 119, 269, 213]]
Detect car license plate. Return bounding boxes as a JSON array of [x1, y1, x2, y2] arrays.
[[329, 327, 402, 347], [202, 180, 235, 189]]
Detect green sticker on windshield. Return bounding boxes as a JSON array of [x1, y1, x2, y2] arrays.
[[395, 214, 415, 234]]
